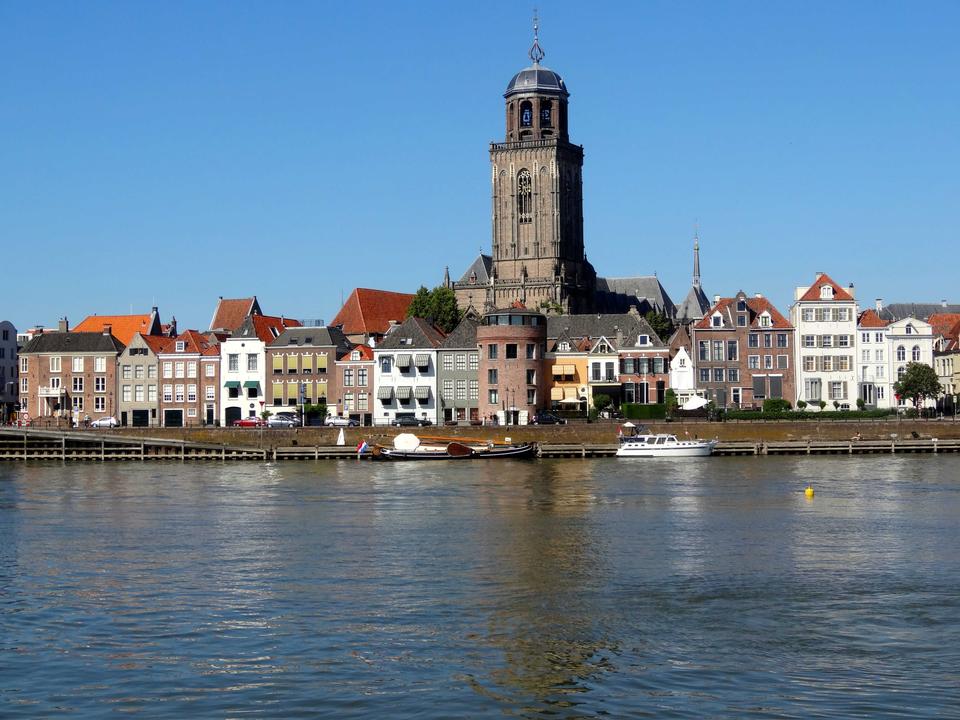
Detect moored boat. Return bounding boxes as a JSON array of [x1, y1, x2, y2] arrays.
[[375, 433, 536, 461], [616, 433, 716, 458]]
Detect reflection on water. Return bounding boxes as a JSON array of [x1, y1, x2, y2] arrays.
[[2, 456, 960, 718]]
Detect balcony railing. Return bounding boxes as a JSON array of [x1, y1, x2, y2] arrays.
[[38, 386, 66, 397]]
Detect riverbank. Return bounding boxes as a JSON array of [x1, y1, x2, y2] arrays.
[[71, 418, 960, 448]]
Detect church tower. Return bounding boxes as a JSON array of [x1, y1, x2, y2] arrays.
[[488, 18, 595, 313]]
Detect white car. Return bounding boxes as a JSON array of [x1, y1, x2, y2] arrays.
[[324, 415, 359, 427], [89, 416, 118, 428]]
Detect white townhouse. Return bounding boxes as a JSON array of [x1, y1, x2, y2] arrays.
[[856, 308, 890, 408], [668, 346, 697, 406], [791, 272, 859, 409], [887, 317, 935, 409], [220, 314, 300, 426], [373, 317, 444, 426]]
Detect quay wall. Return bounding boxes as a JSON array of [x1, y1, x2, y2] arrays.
[[68, 419, 960, 449]]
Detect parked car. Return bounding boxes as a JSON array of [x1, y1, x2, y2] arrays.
[[533, 411, 566, 425], [324, 415, 360, 427], [89, 416, 118, 428], [266, 415, 297, 428], [393, 416, 433, 427], [233, 417, 263, 428]]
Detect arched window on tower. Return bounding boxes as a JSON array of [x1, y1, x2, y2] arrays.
[[540, 100, 552, 128], [520, 101, 533, 128], [517, 170, 532, 224]]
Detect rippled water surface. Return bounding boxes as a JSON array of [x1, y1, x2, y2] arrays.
[[2, 456, 960, 718]]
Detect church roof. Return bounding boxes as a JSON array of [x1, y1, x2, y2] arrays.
[[505, 65, 568, 98], [456, 254, 493, 285], [595, 276, 676, 317], [675, 284, 711, 323]]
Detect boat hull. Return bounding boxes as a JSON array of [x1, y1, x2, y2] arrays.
[[378, 443, 536, 461], [615, 444, 714, 458]]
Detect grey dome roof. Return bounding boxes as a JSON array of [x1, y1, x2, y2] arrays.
[[505, 65, 568, 98]]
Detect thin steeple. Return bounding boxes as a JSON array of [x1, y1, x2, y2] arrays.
[[692, 229, 701, 289]]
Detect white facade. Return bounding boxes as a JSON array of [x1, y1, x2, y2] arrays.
[[0, 320, 17, 422], [668, 346, 697, 403], [887, 318, 935, 408], [791, 275, 859, 409], [856, 323, 889, 408], [220, 337, 266, 425], [373, 348, 439, 426]]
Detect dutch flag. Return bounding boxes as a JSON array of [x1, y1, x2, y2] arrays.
[[356, 440, 369, 455]]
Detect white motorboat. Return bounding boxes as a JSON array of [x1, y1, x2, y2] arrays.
[[616, 433, 716, 458]]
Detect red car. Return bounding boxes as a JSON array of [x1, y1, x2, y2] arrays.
[[232, 417, 263, 428]]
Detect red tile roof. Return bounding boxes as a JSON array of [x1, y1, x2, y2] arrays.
[[209, 297, 260, 333], [694, 296, 792, 330], [139, 334, 173, 354], [928, 313, 960, 340], [857, 309, 889, 328], [798, 273, 855, 302], [249, 315, 301, 343], [338, 344, 373, 361], [73, 314, 159, 345], [331, 288, 415, 337]]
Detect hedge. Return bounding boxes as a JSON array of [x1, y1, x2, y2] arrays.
[[621, 403, 667, 420], [721, 409, 898, 421]]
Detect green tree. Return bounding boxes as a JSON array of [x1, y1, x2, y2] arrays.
[[893, 362, 942, 410], [644, 311, 673, 342], [593, 393, 612, 414], [664, 388, 678, 417], [428, 286, 462, 333], [817, 400, 827, 411], [406, 285, 462, 333]]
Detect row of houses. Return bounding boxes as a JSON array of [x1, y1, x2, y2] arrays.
[[4, 272, 960, 427]]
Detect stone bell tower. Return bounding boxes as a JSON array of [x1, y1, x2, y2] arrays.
[[488, 16, 595, 313]]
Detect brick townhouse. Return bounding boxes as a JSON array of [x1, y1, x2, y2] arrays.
[[336, 343, 375, 425], [266, 326, 351, 418], [158, 330, 221, 427]]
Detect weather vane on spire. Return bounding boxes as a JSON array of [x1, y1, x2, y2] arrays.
[[529, 8, 545, 65]]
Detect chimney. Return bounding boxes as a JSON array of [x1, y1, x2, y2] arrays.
[[169, 316, 178, 336], [713, 295, 720, 304], [151, 305, 158, 314], [875, 298, 883, 313], [58, 316, 69, 332], [755, 293, 762, 299], [102, 324, 112, 337], [628, 304, 639, 316], [943, 299, 948, 308], [615, 328, 623, 348]]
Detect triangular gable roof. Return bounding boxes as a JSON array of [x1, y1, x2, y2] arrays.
[[440, 317, 480, 349], [375, 316, 445, 350], [798, 273, 854, 302], [456, 254, 493, 285], [331, 288, 415, 337], [590, 335, 617, 354], [232, 315, 301, 343], [21, 332, 125, 354], [694, 296, 792, 330], [675, 284, 711, 323], [73, 310, 162, 345], [209, 297, 261, 333], [338, 343, 374, 361], [857, 309, 889, 329]]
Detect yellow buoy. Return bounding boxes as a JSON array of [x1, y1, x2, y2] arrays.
[[804, 486, 815, 498]]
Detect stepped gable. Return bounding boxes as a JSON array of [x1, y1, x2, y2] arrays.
[[209, 297, 262, 333], [798, 273, 854, 302], [21, 332, 125, 354], [331, 288, 415, 337], [441, 317, 480, 349], [376, 317, 445, 350], [73, 309, 162, 345]]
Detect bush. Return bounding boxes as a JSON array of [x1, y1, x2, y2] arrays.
[[621, 403, 667, 420], [796, 400, 807, 410], [762, 398, 792, 413], [723, 409, 897, 421], [856, 398, 866, 410]]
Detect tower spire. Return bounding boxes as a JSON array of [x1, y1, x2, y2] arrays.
[[692, 226, 701, 289], [529, 8, 545, 65]]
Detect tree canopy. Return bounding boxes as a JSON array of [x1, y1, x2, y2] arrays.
[[893, 362, 942, 409], [405, 285, 463, 333], [644, 311, 674, 342]]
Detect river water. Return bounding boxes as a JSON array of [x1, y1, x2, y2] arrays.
[[2, 456, 959, 718]]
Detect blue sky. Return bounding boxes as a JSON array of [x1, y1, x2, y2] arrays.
[[2, 1, 958, 332]]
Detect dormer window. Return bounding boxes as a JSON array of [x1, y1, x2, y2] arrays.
[[737, 299, 747, 312], [558, 341, 570, 352], [711, 314, 722, 328], [351, 350, 360, 361], [759, 313, 771, 328], [905, 324, 914, 335], [638, 335, 649, 346], [175, 341, 185, 352], [820, 285, 834, 299]]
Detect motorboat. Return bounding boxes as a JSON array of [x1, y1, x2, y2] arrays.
[[375, 433, 536, 461], [616, 433, 716, 458]]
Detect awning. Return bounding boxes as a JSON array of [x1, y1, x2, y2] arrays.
[[550, 387, 564, 400], [301, 354, 315, 371], [415, 385, 430, 400], [559, 397, 582, 404], [552, 365, 564, 377], [316, 354, 327, 371], [286, 383, 300, 400], [396, 354, 412, 368], [272, 355, 283, 371], [224, 380, 241, 389], [414, 353, 430, 368], [272, 381, 284, 399], [286, 355, 299, 372], [377, 386, 394, 400], [563, 387, 578, 400], [396, 385, 412, 400], [243, 381, 260, 389]]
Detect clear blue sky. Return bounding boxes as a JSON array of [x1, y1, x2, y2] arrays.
[[2, 1, 958, 332]]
